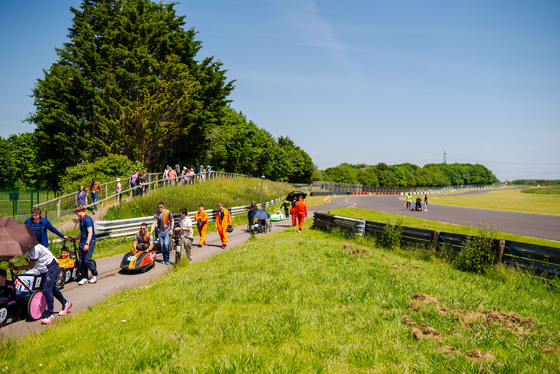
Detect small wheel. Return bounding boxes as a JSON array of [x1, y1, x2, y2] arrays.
[[55, 268, 65, 289], [27, 291, 47, 321]]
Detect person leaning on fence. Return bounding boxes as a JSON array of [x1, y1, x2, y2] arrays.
[[152, 202, 174, 265], [25, 207, 68, 248], [72, 204, 99, 285], [88, 178, 102, 214], [215, 203, 232, 249], [175, 208, 194, 262], [133, 223, 153, 252], [194, 204, 208, 247]]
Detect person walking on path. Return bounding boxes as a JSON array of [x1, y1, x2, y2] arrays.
[[290, 197, 298, 227], [423, 194, 428, 211], [406, 192, 413, 210], [88, 178, 102, 214], [76, 185, 88, 206], [280, 200, 291, 218], [295, 196, 308, 233], [25, 207, 68, 248], [115, 178, 122, 203], [215, 203, 232, 249], [73, 204, 99, 285], [152, 202, 174, 265], [9, 243, 72, 324], [175, 208, 194, 262], [194, 204, 208, 247]]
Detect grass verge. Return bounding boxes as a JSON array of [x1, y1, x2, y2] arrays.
[[1, 224, 559, 373]]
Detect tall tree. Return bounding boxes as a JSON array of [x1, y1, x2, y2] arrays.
[[28, 0, 233, 187]]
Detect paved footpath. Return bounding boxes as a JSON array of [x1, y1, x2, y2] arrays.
[[0, 202, 339, 341]]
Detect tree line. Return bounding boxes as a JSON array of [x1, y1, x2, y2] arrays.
[[318, 162, 499, 187], [0, 0, 314, 190]]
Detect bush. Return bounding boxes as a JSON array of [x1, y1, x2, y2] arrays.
[[453, 225, 497, 273], [378, 219, 403, 249]]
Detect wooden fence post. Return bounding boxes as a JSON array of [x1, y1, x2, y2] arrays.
[[432, 231, 440, 252], [495, 239, 505, 264], [57, 198, 61, 219]]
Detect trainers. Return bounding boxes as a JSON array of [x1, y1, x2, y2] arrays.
[[78, 278, 88, 285], [89, 276, 97, 284], [298, 229, 302, 233], [59, 302, 72, 316], [41, 314, 55, 325]]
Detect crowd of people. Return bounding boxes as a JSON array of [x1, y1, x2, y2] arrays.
[[163, 164, 212, 186]]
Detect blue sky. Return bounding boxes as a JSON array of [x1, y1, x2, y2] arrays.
[[1, 0, 559, 181]]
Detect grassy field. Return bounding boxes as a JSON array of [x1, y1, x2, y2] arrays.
[[1, 223, 559, 373], [427, 188, 560, 215], [325, 208, 560, 248]]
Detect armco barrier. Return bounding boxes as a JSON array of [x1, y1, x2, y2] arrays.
[[94, 197, 282, 239], [313, 212, 560, 276]]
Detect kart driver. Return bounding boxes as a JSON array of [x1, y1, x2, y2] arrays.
[[133, 223, 154, 252]]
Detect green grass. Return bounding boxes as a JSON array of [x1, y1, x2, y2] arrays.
[[427, 188, 560, 215], [326, 208, 560, 248], [521, 186, 560, 195], [2, 225, 559, 373]]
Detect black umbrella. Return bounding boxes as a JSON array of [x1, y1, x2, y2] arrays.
[[287, 191, 307, 201], [0, 217, 38, 258], [249, 209, 271, 220]]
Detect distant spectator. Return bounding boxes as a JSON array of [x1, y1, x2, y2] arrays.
[[167, 167, 177, 186], [181, 167, 188, 184], [142, 169, 150, 194], [76, 185, 88, 206], [25, 207, 68, 248], [88, 178, 102, 214], [188, 168, 195, 185], [115, 178, 122, 203], [424, 194, 428, 211], [163, 165, 170, 184], [207, 165, 212, 180]]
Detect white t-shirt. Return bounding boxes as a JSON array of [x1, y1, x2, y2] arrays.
[[177, 216, 193, 239], [25, 244, 57, 275]]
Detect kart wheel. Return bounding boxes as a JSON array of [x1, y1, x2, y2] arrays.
[[27, 291, 47, 321], [55, 268, 65, 289]]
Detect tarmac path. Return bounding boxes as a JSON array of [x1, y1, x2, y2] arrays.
[[3, 192, 557, 340]]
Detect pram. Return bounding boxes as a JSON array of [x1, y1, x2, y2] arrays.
[[415, 197, 423, 211], [247, 209, 272, 234]]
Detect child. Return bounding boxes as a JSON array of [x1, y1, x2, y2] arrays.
[[57, 247, 75, 270], [0, 269, 16, 305]]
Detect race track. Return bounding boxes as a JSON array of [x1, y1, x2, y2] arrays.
[[321, 195, 560, 242]]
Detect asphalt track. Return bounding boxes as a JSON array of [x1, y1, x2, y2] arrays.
[[3, 193, 557, 340]]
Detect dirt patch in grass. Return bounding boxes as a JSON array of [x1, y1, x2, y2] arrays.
[[342, 244, 371, 257], [389, 262, 419, 271], [409, 323, 445, 341], [455, 306, 535, 331], [408, 292, 440, 311]]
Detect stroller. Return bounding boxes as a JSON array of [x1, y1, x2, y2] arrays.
[[247, 209, 272, 234], [415, 197, 423, 211]]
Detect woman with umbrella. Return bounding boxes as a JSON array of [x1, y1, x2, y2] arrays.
[[25, 207, 68, 248]]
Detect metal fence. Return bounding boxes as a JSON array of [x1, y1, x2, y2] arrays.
[[94, 197, 283, 240], [312, 212, 560, 277], [0, 189, 58, 219], [310, 181, 504, 195]]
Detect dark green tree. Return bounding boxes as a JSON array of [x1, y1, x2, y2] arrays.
[[28, 0, 233, 187]]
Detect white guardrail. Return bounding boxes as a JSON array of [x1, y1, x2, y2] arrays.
[[94, 197, 283, 240]]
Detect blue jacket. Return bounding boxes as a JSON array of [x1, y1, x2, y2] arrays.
[[24, 217, 64, 248]]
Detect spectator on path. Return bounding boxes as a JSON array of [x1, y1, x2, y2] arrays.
[[163, 165, 170, 185], [406, 192, 413, 210], [88, 178, 102, 214], [133, 223, 153, 252], [9, 243, 72, 324], [115, 178, 122, 203], [295, 196, 308, 233], [72, 204, 98, 285], [215, 203, 232, 249], [151, 201, 174, 265], [25, 207, 68, 248], [175, 208, 194, 262], [424, 194, 428, 211], [194, 204, 208, 247], [136, 173, 146, 196], [290, 197, 298, 227], [206, 165, 212, 180], [142, 169, 150, 194], [181, 167, 188, 184], [199, 165, 206, 182], [76, 185, 88, 206], [188, 168, 195, 185], [280, 200, 291, 218]]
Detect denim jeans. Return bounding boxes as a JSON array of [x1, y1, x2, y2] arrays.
[[79, 239, 98, 280], [91, 191, 99, 212], [159, 231, 170, 262]]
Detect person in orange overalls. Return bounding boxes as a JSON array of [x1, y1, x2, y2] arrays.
[[295, 196, 308, 233], [290, 197, 298, 227], [194, 204, 208, 247], [215, 203, 232, 249]]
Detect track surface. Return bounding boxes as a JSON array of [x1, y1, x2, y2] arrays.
[[3, 192, 557, 340]]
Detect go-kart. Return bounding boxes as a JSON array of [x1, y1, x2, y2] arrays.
[[55, 239, 97, 289], [120, 245, 156, 272], [0, 259, 46, 327]]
